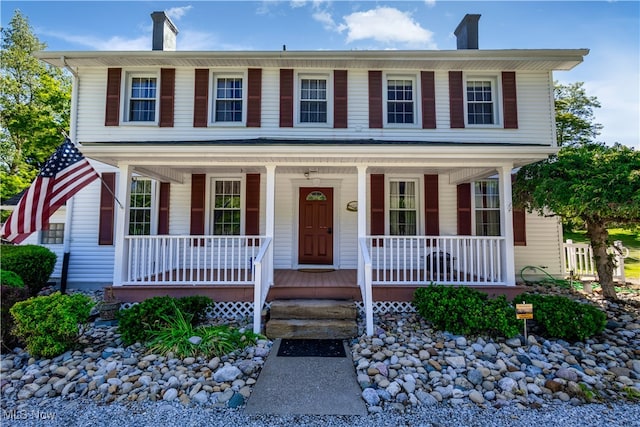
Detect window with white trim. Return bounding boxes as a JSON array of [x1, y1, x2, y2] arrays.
[[386, 77, 416, 125], [474, 180, 500, 236], [296, 73, 331, 126], [465, 77, 498, 125], [389, 180, 417, 235], [212, 74, 244, 124], [211, 179, 241, 235], [41, 223, 64, 244], [129, 179, 154, 235], [126, 74, 157, 122]]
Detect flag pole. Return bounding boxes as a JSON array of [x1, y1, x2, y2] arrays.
[[64, 133, 124, 210]]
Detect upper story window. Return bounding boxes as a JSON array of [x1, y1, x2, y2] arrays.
[[465, 77, 499, 126], [41, 223, 64, 244], [384, 74, 419, 127], [126, 74, 157, 123], [389, 180, 417, 236], [295, 73, 331, 126], [213, 75, 244, 124], [474, 180, 500, 236], [129, 179, 154, 235]]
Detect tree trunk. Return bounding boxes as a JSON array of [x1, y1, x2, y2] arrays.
[[585, 220, 617, 300]]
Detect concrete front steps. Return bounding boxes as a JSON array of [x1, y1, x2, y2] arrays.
[[265, 299, 358, 339]]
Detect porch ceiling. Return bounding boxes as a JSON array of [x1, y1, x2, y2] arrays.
[[83, 141, 557, 175]]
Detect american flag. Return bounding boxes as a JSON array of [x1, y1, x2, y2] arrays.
[[1, 139, 99, 244]]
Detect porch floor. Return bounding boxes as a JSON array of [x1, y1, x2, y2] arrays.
[[112, 268, 524, 303]]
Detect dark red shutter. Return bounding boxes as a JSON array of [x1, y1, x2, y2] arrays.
[[421, 71, 436, 129], [193, 69, 209, 127], [449, 71, 465, 129], [279, 69, 294, 127], [457, 183, 472, 235], [513, 208, 527, 246], [98, 172, 116, 245], [245, 174, 260, 246], [247, 68, 262, 127], [105, 68, 121, 126], [424, 175, 439, 235], [158, 182, 170, 235], [502, 71, 518, 129], [190, 174, 206, 236], [159, 68, 175, 127], [334, 70, 348, 129], [370, 174, 385, 247], [368, 71, 383, 129]]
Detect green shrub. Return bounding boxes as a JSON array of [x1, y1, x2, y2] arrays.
[[1, 270, 28, 351], [1, 245, 57, 296], [117, 295, 214, 345], [515, 293, 606, 341], [1, 270, 24, 288], [413, 285, 520, 337], [146, 303, 261, 358], [10, 292, 94, 357]]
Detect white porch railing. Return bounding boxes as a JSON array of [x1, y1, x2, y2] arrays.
[[364, 236, 505, 285], [358, 238, 374, 336], [563, 239, 627, 282], [125, 235, 266, 285], [253, 237, 272, 334]]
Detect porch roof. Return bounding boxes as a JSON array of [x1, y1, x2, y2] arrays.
[[81, 139, 556, 184]]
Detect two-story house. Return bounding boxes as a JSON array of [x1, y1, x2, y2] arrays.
[[34, 12, 587, 335]]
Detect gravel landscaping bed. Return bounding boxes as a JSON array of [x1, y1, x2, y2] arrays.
[[1, 285, 638, 426]]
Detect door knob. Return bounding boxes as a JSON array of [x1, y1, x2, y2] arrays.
[[327, 227, 332, 234]]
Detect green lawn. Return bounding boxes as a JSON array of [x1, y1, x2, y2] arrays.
[[564, 228, 640, 282]]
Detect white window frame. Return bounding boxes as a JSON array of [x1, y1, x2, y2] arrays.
[[294, 72, 333, 127], [383, 73, 420, 128], [209, 176, 246, 236], [41, 223, 64, 245], [386, 177, 421, 236], [123, 71, 159, 125], [128, 178, 157, 236], [210, 71, 247, 126], [464, 75, 501, 127], [472, 179, 501, 237]]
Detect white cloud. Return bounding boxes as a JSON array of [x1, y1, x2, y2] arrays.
[[313, 10, 339, 32], [337, 7, 437, 49], [165, 6, 193, 21], [425, 0, 436, 7], [41, 30, 150, 50]]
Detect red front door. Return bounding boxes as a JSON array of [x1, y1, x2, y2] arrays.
[[298, 187, 333, 265]]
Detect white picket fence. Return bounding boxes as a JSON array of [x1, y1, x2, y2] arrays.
[[562, 239, 628, 283]]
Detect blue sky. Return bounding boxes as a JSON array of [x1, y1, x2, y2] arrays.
[[2, 1, 638, 148]]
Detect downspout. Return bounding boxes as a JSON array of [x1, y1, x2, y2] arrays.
[[60, 56, 79, 293]]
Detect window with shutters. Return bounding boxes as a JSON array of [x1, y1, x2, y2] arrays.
[[474, 180, 500, 236], [295, 73, 332, 126], [211, 179, 242, 235], [129, 179, 155, 235], [465, 76, 500, 126], [212, 73, 245, 125], [389, 180, 418, 236], [384, 74, 419, 127], [41, 223, 64, 244], [125, 73, 158, 123]]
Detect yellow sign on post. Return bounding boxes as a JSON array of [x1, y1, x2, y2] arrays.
[[516, 303, 533, 320]]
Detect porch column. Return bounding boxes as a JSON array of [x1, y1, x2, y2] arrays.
[[357, 165, 367, 286], [265, 164, 276, 285], [113, 164, 132, 286], [498, 164, 516, 285]]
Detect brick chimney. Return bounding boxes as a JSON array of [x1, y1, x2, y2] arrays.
[[454, 14, 480, 49], [151, 11, 178, 51]]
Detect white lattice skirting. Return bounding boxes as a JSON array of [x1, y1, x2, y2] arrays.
[[119, 301, 413, 319]]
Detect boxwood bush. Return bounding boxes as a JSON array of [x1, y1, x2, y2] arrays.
[[1, 270, 28, 352], [1, 244, 57, 296], [117, 295, 214, 345], [413, 285, 520, 338], [10, 292, 94, 357], [515, 293, 606, 341]]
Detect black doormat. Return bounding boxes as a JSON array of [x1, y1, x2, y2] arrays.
[[277, 339, 346, 358]]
